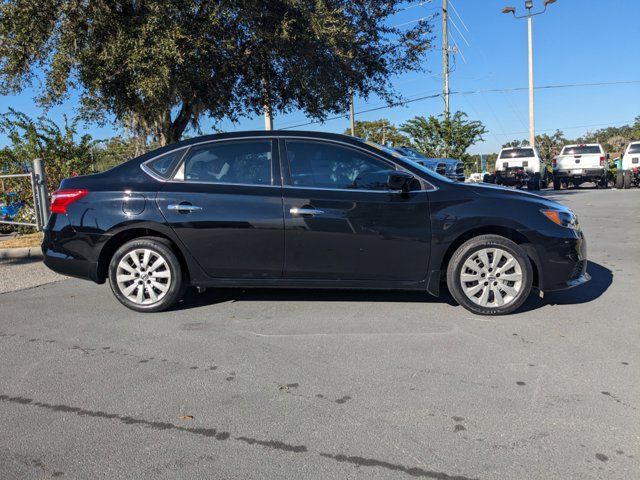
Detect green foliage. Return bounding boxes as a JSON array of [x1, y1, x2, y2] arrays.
[[0, 0, 433, 145], [400, 112, 487, 167], [344, 119, 408, 146], [0, 109, 95, 190]]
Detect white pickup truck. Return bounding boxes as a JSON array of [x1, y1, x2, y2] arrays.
[[552, 143, 609, 189], [483, 146, 547, 190], [616, 141, 640, 189]]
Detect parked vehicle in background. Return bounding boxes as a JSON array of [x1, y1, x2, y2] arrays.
[[394, 146, 465, 182], [42, 131, 589, 316], [392, 147, 447, 177], [552, 144, 609, 190], [467, 172, 484, 183], [616, 141, 640, 189], [483, 147, 547, 191]]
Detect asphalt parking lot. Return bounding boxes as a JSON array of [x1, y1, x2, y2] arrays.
[[0, 188, 638, 480]]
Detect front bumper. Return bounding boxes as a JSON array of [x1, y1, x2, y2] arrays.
[[532, 229, 589, 292]]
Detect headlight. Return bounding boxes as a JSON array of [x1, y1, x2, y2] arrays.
[[541, 209, 579, 229]]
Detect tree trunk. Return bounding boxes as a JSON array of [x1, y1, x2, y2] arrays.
[[155, 103, 193, 146]]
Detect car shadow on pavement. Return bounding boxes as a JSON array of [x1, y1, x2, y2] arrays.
[[517, 261, 613, 313], [172, 286, 458, 311], [171, 262, 611, 314]]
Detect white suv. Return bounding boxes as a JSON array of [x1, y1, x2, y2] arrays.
[[484, 146, 547, 190]]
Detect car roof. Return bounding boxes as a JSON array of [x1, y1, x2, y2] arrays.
[[563, 143, 601, 147], [132, 130, 378, 163]]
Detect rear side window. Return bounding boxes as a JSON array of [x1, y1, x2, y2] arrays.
[[628, 143, 640, 154], [285, 141, 395, 190], [146, 149, 185, 178], [562, 145, 602, 155], [500, 148, 535, 159], [177, 140, 272, 185]]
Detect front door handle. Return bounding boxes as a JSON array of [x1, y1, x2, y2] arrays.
[[290, 207, 324, 216], [167, 203, 203, 213]]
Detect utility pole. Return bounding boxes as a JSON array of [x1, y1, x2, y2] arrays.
[[527, 13, 535, 147], [264, 104, 273, 130], [442, 0, 450, 120], [349, 90, 356, 136], [502, 0, 557, 147]]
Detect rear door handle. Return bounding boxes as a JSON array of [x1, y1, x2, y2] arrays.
[[167, 203, 202, 212], [290, 207, 324, 216]]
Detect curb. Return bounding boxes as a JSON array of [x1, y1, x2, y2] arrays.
[[0, 247, 43, 261]]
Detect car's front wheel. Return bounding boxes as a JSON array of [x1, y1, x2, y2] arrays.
[[108, 237, 185, 312], [446, 235, 533, 315]]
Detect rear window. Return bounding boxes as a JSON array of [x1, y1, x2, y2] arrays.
[[561, 145, 602, 155], [628, 143, 640, 154], [145, 149, 186, 178], [500, 148, 534, 159]]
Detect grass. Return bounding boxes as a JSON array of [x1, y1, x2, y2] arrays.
[[0, 232, 43, 249]]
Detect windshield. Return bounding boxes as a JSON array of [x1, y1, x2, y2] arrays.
[[627, 143, 640, 154], [360, 139, 453, 183], [561, 145, 602, 155], [393, 146, 428, 161], [500, 148, 534, 159]]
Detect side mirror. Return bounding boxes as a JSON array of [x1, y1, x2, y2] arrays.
[[606, 153, 611, 160], [620, 153, 624, 159], [387, 171, 414, 192]]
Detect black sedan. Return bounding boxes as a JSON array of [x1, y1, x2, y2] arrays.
[[42, 131, 589, 315]]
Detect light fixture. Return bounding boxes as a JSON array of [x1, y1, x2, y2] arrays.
[[525, 0, 534, 8], [544, 0, 557, 5], [502, 6, 516, 14]]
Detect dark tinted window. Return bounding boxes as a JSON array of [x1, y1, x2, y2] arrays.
[[500, 148, 535, 159], [181, 140, 272, 185], [562, 145, 602, 155], [286, 141, 395, 190], [146, 149, 185, 178], [628, 143, 640, 154]]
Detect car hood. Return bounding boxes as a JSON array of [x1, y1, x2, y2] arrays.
[[455, 181, 568, 210]]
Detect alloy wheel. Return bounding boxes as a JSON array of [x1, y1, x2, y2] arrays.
[[459, 247, 523, 308], [115, 248, 172, 305]]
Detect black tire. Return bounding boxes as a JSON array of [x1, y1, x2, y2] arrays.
[[446, 234, 533, 316], [553, 177, 561, 190], [528, 172, 541, 191], [616, 170, 624, 189], [483, 173, 492, 184], [623, 170, 632, 189], [108, 236, 186, 312]]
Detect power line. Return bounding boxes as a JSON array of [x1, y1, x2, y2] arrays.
[[278, 79, 640, 130]]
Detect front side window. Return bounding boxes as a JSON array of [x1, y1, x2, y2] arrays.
[[177, 140, 272, 185], [285, 141, 395, 190]]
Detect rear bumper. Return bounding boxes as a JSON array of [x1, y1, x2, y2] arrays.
[[41, 214, 105, 283], [554, 168, 604, 179]]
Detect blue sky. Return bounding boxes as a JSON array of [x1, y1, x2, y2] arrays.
[[1, 0, 638, 153]]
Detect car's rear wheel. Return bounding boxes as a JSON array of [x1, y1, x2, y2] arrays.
[[446, 235, 533, 316], [616, 169, 624, 189], [108, 237, 185, 312], [553, 177, 561, 190]]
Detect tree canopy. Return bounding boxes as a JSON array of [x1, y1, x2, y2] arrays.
[[0, 0, 433, 145], [400, 111, 487, 163]]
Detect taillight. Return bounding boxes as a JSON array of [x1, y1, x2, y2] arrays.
[[599, 156, 605, 166], [552, 158, 557, 168], [50, 189, 88, 214]]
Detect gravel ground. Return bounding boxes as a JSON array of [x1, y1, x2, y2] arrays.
[[0, 188, 638, 480]]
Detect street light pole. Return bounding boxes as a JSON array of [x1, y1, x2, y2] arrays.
[[527, 13, 535, 146], [349, 89, 356, 136], [502, 0, 557, 148]]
